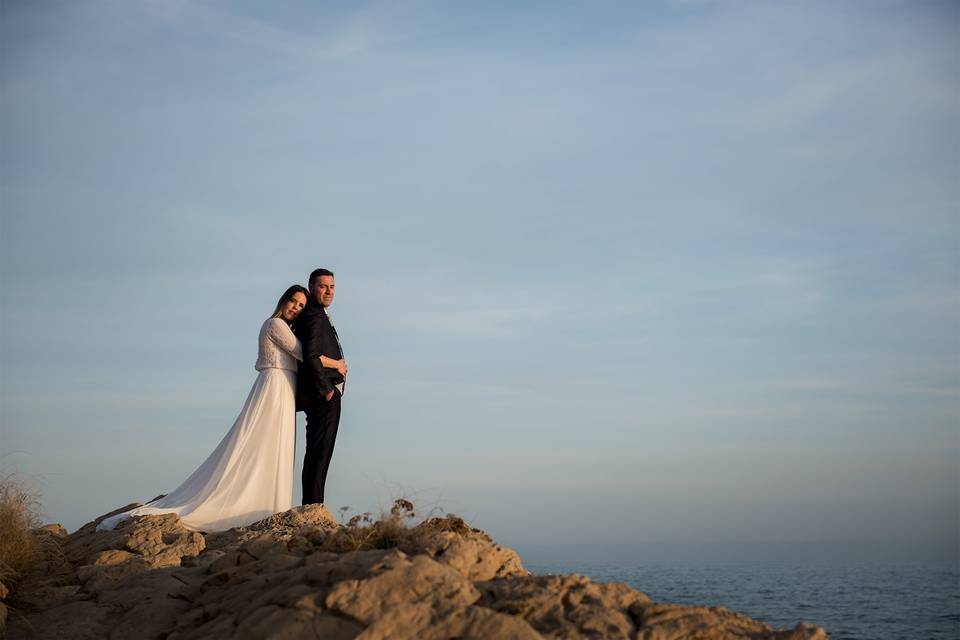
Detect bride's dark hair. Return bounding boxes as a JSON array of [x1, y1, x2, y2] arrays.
[[272, 285, 309, 319]]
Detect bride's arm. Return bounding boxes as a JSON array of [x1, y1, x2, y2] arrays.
[[319, 355, 348, 376], [267, 318, 303, 361]]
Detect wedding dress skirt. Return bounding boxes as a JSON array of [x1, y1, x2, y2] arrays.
[[97, 368, 296, 532]]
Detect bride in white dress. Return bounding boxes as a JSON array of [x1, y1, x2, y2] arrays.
[[98, 285, 345, 533]]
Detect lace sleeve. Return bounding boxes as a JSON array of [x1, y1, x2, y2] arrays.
[[267, 318, 303, 361]]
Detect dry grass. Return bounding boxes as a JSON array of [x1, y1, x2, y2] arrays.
[[0, 474, 43, 586], [313, 498, 468, 554]]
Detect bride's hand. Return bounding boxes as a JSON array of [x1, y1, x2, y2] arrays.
[[318, 355, 348, 376]]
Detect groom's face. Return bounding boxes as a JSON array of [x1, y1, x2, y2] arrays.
[[313, 275, 335, 308]]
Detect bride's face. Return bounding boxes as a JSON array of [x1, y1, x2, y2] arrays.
[[281, 292, 307, 322]]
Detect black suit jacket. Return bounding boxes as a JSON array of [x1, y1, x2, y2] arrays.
[[292, 301, 345, 411]]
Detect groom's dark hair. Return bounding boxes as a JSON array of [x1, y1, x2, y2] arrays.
[[309, 268, 335, 289]]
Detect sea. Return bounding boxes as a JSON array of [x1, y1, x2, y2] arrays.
[[524, 548, 959, 640]]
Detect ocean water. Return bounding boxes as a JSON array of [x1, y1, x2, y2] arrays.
[[526, 559, 960, 640]]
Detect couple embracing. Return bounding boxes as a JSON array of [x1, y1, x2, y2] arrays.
[[98, 268, 347, 532]]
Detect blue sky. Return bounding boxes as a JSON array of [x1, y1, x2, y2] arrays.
[[1, 1, 957, 558]]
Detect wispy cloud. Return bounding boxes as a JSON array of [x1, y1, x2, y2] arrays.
[[1, 1, 956, 543]]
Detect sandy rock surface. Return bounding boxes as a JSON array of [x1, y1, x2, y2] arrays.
[[3, 505, 830, 639]]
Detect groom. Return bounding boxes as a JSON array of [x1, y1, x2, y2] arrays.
[[294, 268, 346, 505]]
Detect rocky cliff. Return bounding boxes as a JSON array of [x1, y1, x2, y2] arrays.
[[2, 503, 829, 639]]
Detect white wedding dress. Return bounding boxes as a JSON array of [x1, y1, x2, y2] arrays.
[[97, 318, 302, 532]]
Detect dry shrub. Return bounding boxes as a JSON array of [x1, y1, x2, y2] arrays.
[[0, 475, 43, 585], [314, 499, 466, 554], [417, 514, 472, 536]]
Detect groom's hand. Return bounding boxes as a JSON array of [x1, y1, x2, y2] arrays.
[[325, 389, 335, 402]]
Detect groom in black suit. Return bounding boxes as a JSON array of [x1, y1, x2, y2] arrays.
[[293, 268, 346, 505]]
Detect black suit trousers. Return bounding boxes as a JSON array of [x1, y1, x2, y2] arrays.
[[302, 392, 341, 505]]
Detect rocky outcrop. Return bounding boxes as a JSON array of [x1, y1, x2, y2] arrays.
[[0, 580, 8, 631], [3, 505, 830, 639]]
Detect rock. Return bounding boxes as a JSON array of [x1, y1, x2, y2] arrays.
[[248, 503, 338, 531], [201, 504, 338, 557], [778, 622, 832, 640], [0, 581, 6, 634], [107, 597, 193, 640], [5, 506, 831, 640], [423, 528, 528, 581], [118, 514, 206, 567], [6, 600, 112, 640], [361, 602, 542, 640], [64, 512, 204, 569], [635, 603, 824, 639], [4, 577, 82, 612], [76, 555, 150, 589], [60, 514, 205, 597], [479, 573, 650, 639], [325, 550, 480, 624], [300, 548, 389, 590], [181, 548, 225, 569], [309, 612, 368, 639]]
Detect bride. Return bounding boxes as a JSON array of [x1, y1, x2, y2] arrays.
[[97, 285, 347, 532]]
